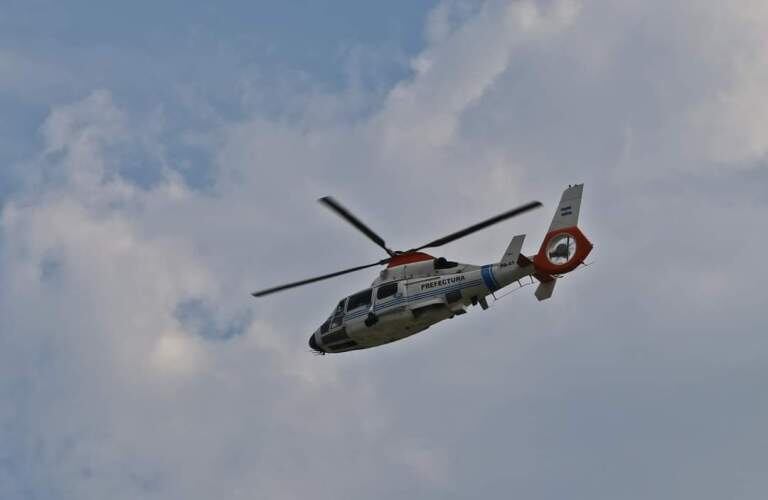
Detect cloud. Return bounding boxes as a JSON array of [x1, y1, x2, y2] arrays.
[[0, 87, 434, 500], [2, 1, 768, 499], [375, 0, 581, 150]]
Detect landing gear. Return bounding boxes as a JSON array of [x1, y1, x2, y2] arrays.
[[471, 295, 489, 310], [365, 312, 379, 327]]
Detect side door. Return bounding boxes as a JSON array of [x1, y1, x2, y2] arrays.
[[345, 289, 373, 323], [373, 281, 403, 315]]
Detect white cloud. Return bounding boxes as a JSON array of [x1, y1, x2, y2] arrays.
[[686, 2, 768, 163], [3, 1, 768, 499], [375, 0, 581, 151], [0, 86, 431, 499]]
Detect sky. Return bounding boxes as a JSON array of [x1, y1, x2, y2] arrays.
[[1, 1, 767, 499]]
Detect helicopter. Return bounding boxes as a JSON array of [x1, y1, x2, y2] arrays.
[[252, 184, 593, 354]]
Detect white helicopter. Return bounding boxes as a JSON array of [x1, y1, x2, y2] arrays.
[[252, 184, 593, 354]]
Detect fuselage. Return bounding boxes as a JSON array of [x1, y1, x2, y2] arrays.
[[309, 254, 535, 353]]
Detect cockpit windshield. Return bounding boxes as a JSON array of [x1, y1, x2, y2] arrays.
[[320, 318, 330, 334], [329, 298, 346, 329], [334, 299, 346, 315]]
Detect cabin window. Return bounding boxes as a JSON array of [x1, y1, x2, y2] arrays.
[[376, 282, 398, 300], [346, 289, 372, 311]]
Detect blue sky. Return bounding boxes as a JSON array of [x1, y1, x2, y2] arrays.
[[2, 1, 768, 499], [0, 1, 434, 193]]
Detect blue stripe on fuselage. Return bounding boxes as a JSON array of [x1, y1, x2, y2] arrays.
[[481, 265, 500, 292]]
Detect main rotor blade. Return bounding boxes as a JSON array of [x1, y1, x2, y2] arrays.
[[251, 259, 388, 297], [319, 196, 394, 256], [411, 201, 543, 251]]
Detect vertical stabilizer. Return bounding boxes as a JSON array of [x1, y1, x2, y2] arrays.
[[548, 184, 583, 232], [500, 234, 526, 264]]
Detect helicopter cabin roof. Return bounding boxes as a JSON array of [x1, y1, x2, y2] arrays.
[[386, 252, 434, 268], [373, 253, 474, 286]]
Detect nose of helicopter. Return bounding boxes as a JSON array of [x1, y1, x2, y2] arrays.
[[308, 332, 323, 354]]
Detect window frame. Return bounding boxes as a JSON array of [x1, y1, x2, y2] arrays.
[[331, 315, 344, 328], [346, 289, 372, 311], [334, 299, 347, 315], [376, 282, 399, 300]]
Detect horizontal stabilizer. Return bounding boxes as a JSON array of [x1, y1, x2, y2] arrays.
[[517, 253, 556, 283], [535, 280, 556, 301]]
